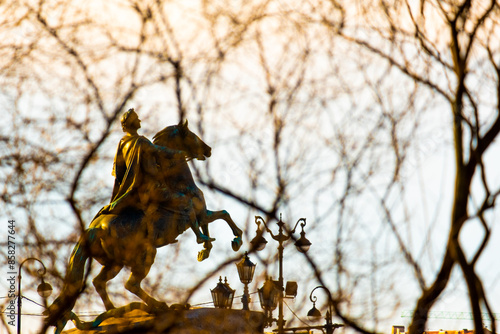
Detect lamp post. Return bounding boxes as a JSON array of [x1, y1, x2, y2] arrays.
[[307, 286, 343, 334], [18, 257, 53, 334], [251, 214, 311, 334], [211, 276, 235, 309], [236, 252, 256, 310]]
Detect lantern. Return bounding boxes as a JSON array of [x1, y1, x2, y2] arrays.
[[211, 276, 235, 309]]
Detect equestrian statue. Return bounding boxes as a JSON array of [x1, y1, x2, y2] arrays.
[[44, 109, 243, 332]]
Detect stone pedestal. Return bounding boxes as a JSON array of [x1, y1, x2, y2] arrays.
[[62, 308, 265, 334]]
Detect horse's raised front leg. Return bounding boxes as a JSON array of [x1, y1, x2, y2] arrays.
[[204, 210, 243, 251], [93, 264, 123, 311]]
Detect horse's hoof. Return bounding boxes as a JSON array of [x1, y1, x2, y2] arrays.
[[170, 303, 190, 310], [231, 237, 242, 252], [104, 304, 116, 312], [198, 248, 211, 262], [150, 301, 169, 313]]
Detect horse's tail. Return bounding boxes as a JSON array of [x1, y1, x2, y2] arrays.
[[44, 235, 90, 327]]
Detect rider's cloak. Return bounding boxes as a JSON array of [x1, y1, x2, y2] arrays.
[[109, 134, 160, 213], [93, 134, 177, 221]]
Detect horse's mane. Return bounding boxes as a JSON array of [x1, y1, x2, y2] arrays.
[[152, 125, 177, 146]]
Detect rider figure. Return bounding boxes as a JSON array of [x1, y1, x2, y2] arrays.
[[101, 108, 214, 244]]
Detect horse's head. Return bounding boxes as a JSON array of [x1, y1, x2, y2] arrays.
[[152, 120, 212, 160]]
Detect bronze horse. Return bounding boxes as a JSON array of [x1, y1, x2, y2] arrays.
[[45, 121, 243, 330]]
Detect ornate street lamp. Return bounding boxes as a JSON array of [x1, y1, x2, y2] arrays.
[[37, 280, 53, 298], [211, 276, 235, 309], [307, 299, 322, 321], [258, 277, 280, 326], [236, 252, 256, 310], [294, 223, 312, 253], [18, 257, 53, 334], [250, 221, 268, 251], [272, 285, 344, 334], [307, 286, 344, 334], [251, 214, 312, 334]]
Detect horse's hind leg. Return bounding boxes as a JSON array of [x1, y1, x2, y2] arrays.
[[93, 264, 123, 311], [125, 247, 168, 310], [125, 271, 168, 311]]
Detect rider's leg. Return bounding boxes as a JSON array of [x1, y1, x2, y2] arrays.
[[144, 203, 160, 245]]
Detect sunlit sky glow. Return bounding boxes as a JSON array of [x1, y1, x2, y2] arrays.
[[1, 0, 500, 333]]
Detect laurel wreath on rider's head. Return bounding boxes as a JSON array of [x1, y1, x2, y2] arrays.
[[121, 108, 138, 129]]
